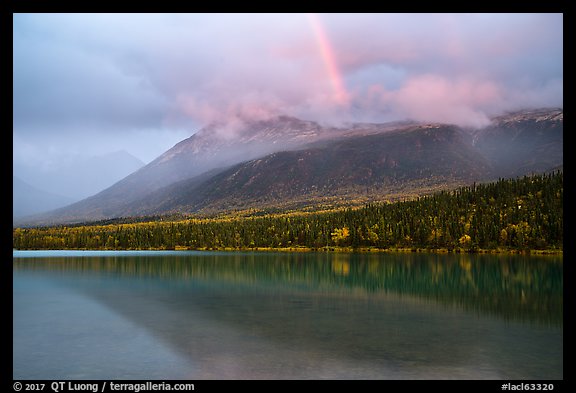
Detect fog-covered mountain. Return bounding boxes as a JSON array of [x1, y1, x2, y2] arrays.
[[14, 150, 145, 201], [16, 108, 562, 226], [121, 124, 492, 216], [17, 116, 414, 224], [13, 176, 75, 220], [472, 108, 563, 177]]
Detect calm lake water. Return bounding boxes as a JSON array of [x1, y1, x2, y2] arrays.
[[13, 250, 562, 380]]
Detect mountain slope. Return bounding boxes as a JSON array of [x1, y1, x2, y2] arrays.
[[24, 117, 335, 222], [18, 108, 562, 226], [123, 124, 492, 215], [473, 108, 563, 177], [99, 116, 339, 197], [20, 116, 418, 224]]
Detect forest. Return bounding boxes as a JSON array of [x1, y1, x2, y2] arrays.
[[13, 171, 563, 252]]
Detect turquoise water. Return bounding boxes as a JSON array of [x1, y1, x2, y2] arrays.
[[13, 251, 563, 379]]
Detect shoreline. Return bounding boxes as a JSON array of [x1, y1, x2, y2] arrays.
[[13, 246, 563, 256]]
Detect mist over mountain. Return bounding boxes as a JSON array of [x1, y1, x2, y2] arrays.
[[13, 176, 75, 220], [16, 108, 562, 226], [21, 116, 410, 222], [14, 150, 145, 200], [13, 14, 562, 226], [472, 108, 563, 177], [122, 124, 491, 216]]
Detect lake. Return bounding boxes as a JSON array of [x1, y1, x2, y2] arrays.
[[13, 250, 562, 380]]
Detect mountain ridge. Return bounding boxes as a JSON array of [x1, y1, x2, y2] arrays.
[[123, 124, 491, 216], [15, 108, 562, 226]]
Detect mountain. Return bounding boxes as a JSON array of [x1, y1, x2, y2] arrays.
[[19, 116, 416, 224], [85, 116, 416, 202], [14, 150, 145, 200], [147, 116, 414, 183], [13, 176, 75, 220], [29, 117, 333, 221], [472, 108, 563, 177], [17, 109, 562, 226], [123, 124, 492, 215]]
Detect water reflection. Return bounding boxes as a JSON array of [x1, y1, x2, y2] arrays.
[[13, 251, 563, 379], [14, 251, 562, 325]]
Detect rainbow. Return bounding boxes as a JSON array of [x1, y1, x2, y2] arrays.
[[307, 13, 350, 106]]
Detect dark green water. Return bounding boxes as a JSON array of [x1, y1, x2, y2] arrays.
[[13, 250, 563, 380]]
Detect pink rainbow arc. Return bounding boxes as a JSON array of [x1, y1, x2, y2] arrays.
[[307, 13, 350, 106]]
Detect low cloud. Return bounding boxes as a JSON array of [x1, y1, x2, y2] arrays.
[[13, 13, 563, 162]]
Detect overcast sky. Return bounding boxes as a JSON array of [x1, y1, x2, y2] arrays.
[[13, 13, 563, 167]]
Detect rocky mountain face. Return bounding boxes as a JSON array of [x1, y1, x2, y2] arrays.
[[17, 108, 562, 226]]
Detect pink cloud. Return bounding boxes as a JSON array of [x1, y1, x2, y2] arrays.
[[386, 75, 503, 128]]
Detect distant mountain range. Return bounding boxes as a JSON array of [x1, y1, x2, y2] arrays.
[[14, 150, 145, 201], [13, 176, 75, 220], [16, 108, 562, 226]]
